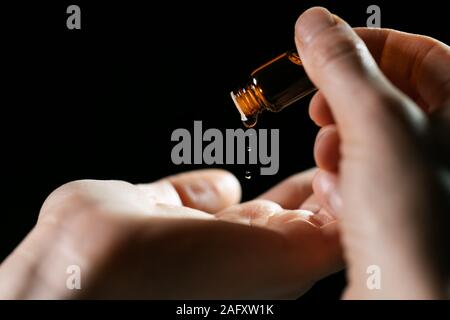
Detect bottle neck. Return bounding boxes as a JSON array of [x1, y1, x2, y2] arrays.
[[230, 82, 271, 122]]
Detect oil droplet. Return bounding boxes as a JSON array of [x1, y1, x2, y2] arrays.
[[243, 114, 258, 128], [245, 171, 252, 179], [247, 146, 252, 152]]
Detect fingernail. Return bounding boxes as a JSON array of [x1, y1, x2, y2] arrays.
[[295, 7, 336, 47], [293, 209, 315, 218]]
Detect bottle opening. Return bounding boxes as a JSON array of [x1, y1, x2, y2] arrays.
[[230, 84, 268, 128]]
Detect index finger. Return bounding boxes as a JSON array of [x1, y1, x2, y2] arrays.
[[355, 27, 450, 112], [309, 28, 450, 127], [258, 168, 316, 209]]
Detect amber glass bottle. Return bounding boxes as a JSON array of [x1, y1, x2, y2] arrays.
[[231, 50, 316, 127]]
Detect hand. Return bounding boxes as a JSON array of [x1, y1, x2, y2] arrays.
[[295, 7, 450, 298], [0, 169, 341, 299]]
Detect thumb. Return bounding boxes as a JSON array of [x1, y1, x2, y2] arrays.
[[137, 169, 242, 214], [294, 7, 425, 142]]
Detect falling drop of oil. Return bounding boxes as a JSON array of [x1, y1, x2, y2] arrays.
[[245, 170, 252, 179], [242, 114, 258, 128], [247, 146, 252, 152]]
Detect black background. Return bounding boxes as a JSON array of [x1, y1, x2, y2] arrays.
[[2, 0, 448, 299]]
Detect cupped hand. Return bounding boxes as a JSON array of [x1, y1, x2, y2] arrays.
[[0, 169, 341, 299]]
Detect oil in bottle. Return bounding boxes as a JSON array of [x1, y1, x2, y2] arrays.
[[231, 50, 316, 127]]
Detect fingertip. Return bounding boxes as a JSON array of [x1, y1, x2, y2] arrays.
[[299, 194, 336, 227], [216, 169, 242, 205], [314, 125, 340, 172], [168, 169, 242, 213], [309, 91, 334, 126], [295, 7, 336, 49], [216, 199, 283, 226]]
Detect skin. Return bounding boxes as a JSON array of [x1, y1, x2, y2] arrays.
[[0, 169, 341, 299], [296, 7, 450, 299], [0, 7, 449, 299]]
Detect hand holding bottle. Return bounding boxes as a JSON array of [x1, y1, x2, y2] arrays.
[[295, 7, 450, 299]]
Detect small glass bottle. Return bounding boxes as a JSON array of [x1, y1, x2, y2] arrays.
[[231, 50, 316, 127]]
